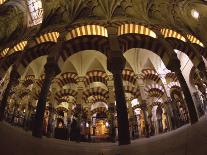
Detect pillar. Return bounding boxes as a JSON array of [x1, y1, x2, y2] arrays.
[[107, 82, 116, 142], [168, 59, 198, 124], [140, 101, 150, 138], [0, 68, 20, 121], [107, 26, 130, 145], [107, 55, 131, 145], [127, 99, 134, 139], [32, 58, 60, 138], [108, 103, 116, 142]]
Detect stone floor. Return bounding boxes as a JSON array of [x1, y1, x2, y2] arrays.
[[0, 116, 207, 155]]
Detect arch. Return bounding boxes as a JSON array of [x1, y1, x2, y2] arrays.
[[17, 42, 55, 76], [91, 102, 108, 111], [118, 24, 175, 68], [141, 68, 161, 83], [55, 72, 78, 87], [161, 28, 202, 67], [122, 69, 137, 85], [0, 52, 20, 78], [83, 87, 109, 102], [85, 70, 108, 87], [145, 84, 165, 98], [61, 25, 108, 61], [55, 89, 77, 103]]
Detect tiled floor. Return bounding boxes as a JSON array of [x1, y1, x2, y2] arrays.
[[0, 116, 207, 155]]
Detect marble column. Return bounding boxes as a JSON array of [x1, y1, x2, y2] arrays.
[[169, 59, 198, 124], [140, 101, 150, 138], [107, 82, 116, 142], [0, 68, 20, 121], [108, 103, 116, 142], [127, 100, 134, 139], [107, 55, 131, 145], [32, 58, 60, 138]]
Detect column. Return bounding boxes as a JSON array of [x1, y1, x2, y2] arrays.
[[24, 102, 32, 130], [107, 26, 130, 145], [32, 58, 60, 138], [107, 81, 116, 142], [127, 99, 134, 139], [197, 60, 207, 82], [107, 55, 131, 145], [108, 103, 116, 142], [164, 99, 173, 131], [140, 101, 150, 138], [0, 68, 20, 121], [86, 108, 92, 142], [169, 59, 198, 124]]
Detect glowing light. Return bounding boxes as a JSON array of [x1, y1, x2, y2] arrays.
[[131, 99, 139, 107], [191, 9, 199, 19], [105, 121, 109, 127]]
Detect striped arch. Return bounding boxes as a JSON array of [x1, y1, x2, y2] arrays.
[[0, 48, 9, 59], [145, 84, 165, 98], [55, 89, 78, 103], [32, 89, 51, 101], [83, 87, 109, 102], [35, 32, 60, 45], [165, 72, 177, 82], [168, 82, 181, 90], [15, 32, 60, 75], [61, 25, 108, 61], [84, 70, 108, 86], [187, 34, 204, 47], [151, 101, 163, 107], [160, 28, 201, 67], [0, 52, 20, 76], [0, 40, 28, 76], [60, 96, 76, 105], [87, 95, 108, 104], [56, 105, 69, 112], [141, 69, 161, 83], [119, 28, 171, 67], [23, 75, 35, 87], [122, 69, 137, 85], [20, 42, 55, 68], [55, 72, 78, 87], [7, 41, 28, 56], [91, 107, 108, 115], [124, 85, 140, 98]]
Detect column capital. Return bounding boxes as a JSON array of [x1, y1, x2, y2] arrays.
[[107, 55, 126, 74], [44, 57, 61, 76]]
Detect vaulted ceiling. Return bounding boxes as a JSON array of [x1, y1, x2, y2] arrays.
[[0, 0, 207, 50]]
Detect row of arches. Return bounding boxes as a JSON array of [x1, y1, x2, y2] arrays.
[[0, 23, 207, 145]]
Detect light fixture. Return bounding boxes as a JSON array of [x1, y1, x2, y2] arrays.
[[105, 121, 109, 127], [191, 9, 199, 19]]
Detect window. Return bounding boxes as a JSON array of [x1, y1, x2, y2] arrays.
[[27, 0, 43, 26]]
